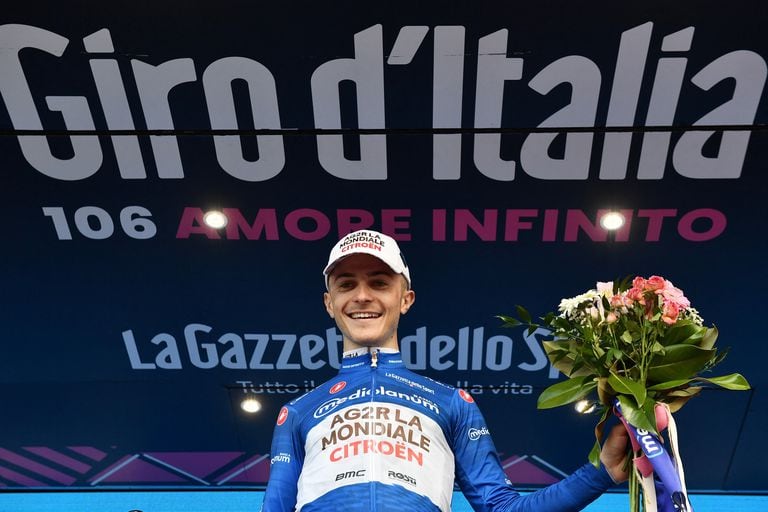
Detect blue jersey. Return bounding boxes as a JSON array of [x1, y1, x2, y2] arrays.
[[262, 350, 614, 511]]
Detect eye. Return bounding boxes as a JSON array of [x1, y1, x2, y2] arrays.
[[336, 280, 355, 290], [371, 279, 390, 289]]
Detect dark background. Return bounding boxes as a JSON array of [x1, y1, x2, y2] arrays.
[[0, 0, 765, 491]]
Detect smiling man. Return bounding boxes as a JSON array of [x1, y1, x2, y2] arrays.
[[261, 230, 628, 512]]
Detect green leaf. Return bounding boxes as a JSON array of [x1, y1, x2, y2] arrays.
[[621, 331, 633, 343], [543, 341, 578, 376], [641, 398, 658, 433], [516, 305, 532, 324], [588, 439, 602, 468], [609, 348, 624, 361], [543, 340, 571, 352], [647, 378, 692, 391], [588, 406, 612, 468], [571, 360, 586, 375], [617, 395, 657, 434], [700, 327, 719, 350], [647, 344, 716, 383], [699, 373, 750, 390], [664, 387, 702, 413], [497, 315, 522, 327], [537, 376, 596, 409], [608, 373, 647, 407], [552, 316, 571, 330], [617, 275, 633, 292], [708, 346, 730, 369], [662, 322, 703, 345]]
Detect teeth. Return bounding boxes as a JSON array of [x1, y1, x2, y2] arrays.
[[350, 312, 380, 319]]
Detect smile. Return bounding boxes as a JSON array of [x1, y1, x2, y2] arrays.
[[348, 312, 382, 319]]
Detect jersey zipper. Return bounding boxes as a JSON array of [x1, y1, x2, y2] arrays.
[[369, 348, 378, 511]]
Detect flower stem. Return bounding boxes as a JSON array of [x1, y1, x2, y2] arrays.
[[628, 464, 640, 512]]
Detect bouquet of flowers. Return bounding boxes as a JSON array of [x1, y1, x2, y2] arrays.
[[500, 276, 750, 512]]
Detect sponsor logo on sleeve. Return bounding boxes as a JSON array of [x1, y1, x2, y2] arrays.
[[329, 381, 347, 394], [458, 389, 474, 403], [270, 452, 291, 464], [276, 406, 289, 426], [468, 426, 490, 441]]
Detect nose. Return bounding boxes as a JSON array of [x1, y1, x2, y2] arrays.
[[352, 282, 373, 302]]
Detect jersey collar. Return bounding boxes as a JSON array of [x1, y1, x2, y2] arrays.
[[340, 348, 406, 371]]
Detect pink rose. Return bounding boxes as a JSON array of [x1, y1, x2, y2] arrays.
[[611, 293, 633, 310], [626, 287, 645, 305], [645, 275, 666, 291], [606, 312, 618, 324], [632, 276, 646, 290], [660, 281, 691, 309], [662, 302, 680, 324]]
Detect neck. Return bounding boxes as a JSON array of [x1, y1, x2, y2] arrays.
[[342, 346, 399, 358], [342, 337, 399, 354]]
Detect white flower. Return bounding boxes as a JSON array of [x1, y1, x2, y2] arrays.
[[596, 281, 614, 297], [681, 307, 705, 326], [558, 290, 600, 318]]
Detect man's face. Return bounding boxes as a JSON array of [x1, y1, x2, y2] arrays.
[[324, 254, 415, 351]]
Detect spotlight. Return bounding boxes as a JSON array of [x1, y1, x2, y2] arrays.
[[240, 396, 262, 413], [599, 211, 625, 231], [203, 210, 228, 229], [574, 400, 596, 414]]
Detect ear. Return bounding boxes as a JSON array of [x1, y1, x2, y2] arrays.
[[400, 289, 415, 314], [323, 292, 334, 318]]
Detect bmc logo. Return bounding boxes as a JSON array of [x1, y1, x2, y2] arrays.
[[336, 469, 366, 481]]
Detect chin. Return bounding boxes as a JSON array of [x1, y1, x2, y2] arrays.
[[353, 339, 385, 348], [347, 334, 392, 348]]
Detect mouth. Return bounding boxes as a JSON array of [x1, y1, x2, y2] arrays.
[[347, 312, 382, 320]]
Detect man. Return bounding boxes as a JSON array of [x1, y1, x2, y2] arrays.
[[262, 230, 628, 511]]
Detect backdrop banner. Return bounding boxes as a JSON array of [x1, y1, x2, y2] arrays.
[[0, 0, 764, 491]]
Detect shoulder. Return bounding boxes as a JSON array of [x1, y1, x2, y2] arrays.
[[382, 368, 454, 393], [388, 368, 479, 413], [279, 376, 340, 416], [400, 369, 477, 405]]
